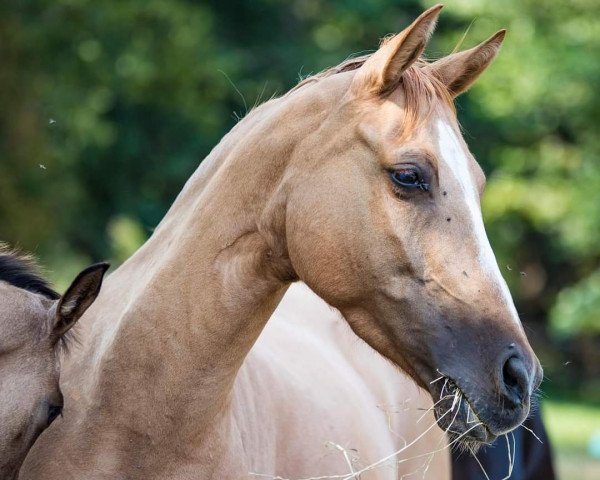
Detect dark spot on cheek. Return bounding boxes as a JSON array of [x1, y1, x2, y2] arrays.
[[443, 191, 447, 196], [446, 217, 451, 222], [462, 271, 469, 278]]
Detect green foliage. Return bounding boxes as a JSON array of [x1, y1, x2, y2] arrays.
[[434, 0, 600, 338], [552, 270, 600, 335], [543, 398, 600, 480], [543, 398, 600, 452], [107, 215, 146, 265], [0, 1, 598, 374]]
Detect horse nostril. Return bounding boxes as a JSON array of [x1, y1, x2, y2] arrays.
[[502, 355, 530, 406]]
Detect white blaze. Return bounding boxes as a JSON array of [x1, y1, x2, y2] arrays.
[[436, 119, 520, 324]]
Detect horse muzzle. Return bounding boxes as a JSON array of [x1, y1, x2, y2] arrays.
[[428, 345, 543, 446]]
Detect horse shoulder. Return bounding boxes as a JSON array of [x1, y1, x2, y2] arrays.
[[231, 283, 449, 479]]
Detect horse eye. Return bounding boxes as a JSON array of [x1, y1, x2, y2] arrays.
[[47, 404, 63, 426], [390, 169, 429, 191]]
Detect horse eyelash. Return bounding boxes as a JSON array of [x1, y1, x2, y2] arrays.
[[417, 181, 430, 192], [390, 179, 430, 195]]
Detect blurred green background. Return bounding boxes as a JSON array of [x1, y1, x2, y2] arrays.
[[1, 0, 598, 477]]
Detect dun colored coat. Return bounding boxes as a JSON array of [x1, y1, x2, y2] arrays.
[[21, 6, 542, 479], [0, 248, 107, 480]]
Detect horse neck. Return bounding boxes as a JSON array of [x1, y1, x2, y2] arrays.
[[83, 78, 346, 429]]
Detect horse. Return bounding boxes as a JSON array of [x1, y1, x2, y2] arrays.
[[20, 5, 543, 479], [0, 246, 108, 479]]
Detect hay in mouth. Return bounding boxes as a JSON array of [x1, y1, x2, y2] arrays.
[[430, 376, 496, 451]]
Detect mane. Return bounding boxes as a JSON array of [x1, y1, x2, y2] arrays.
[[0, 244, 60, 300], [289, 52, 455, 139]]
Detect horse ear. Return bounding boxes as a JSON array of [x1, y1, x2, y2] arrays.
[[352, 4, 443, 95], [52, 262, 109, 339], [425, 30, 506, 97]]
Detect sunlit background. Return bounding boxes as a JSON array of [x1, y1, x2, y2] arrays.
[[1, 1, 599, 478]]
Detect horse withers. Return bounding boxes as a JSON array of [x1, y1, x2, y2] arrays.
[[0, 247, 108, 479]]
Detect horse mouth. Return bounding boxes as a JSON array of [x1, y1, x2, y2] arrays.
[[430, 376, 497, 448]]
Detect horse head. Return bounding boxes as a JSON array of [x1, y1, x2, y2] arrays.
[[282, 5, 542, 445]]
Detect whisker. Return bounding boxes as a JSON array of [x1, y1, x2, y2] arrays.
[[504, 434, 512, 480], [469, 445, 492, 480], [521, 423, 543, 444], [450, 389, 461, 412], [499, 431, 517, 480], [511, 432, 516, 475], [440, 378, 449, 401], [466, 405, 479, 424]]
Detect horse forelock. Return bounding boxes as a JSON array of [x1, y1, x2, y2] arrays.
[[0, 244, 60, 300], [290, 54, 455, 139]]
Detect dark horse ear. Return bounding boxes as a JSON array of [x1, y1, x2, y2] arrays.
[[53, 263, 109, 339]]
